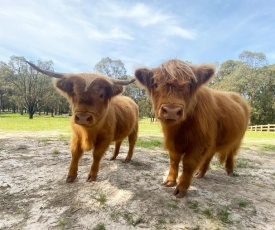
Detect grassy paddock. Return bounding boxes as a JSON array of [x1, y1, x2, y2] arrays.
[[0, 113, 274, 152], [242, 131, 275, 152], [0, 113, 71, 132]]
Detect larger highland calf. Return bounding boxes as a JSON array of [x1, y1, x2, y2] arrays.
[[27, 61, 138, 183], [135, 60, 249, 198]]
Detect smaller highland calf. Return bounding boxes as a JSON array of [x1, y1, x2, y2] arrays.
[[135, 60, 249, 198], [26, 61, 138, 183]]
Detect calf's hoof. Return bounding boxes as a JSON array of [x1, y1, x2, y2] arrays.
[[173, 188, 187, 198], [109, 156, 116, 161], [66, 176, 77, 183], [163, 180, 177, 187], [86, 175, 97, 182], [124, 157, 131, 162], [194, 172, 205, 179], [227, 171, 234, 177]]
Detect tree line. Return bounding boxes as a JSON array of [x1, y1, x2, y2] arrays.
[[0, 56, 152, 120], [0, 52, 274, 124]]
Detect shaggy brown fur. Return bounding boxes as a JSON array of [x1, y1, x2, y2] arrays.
[[26, 62, 138, 183], [135, 59, 249, 198]]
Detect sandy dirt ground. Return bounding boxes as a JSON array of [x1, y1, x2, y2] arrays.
[[0, 131, 275, 230]]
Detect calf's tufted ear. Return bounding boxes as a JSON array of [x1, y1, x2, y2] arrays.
[[194, 64, 215, 85], [189, 64, 215, 92], [55, 78, 74, 96], [110, 84, 123, 97], [134, 68, 154, 89]]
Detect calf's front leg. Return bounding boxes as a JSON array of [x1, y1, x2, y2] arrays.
[[67, 140, 83, 183], [174, 153, 200, 198], [163, 152, 182, 187], [87, 141, 110, 182]]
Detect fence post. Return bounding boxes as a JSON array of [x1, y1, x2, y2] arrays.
[[268, 124, 270, 132]]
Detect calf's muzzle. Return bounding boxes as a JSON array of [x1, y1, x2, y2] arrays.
[[74, 113, 93, 125], [159, 104, 183, 121]]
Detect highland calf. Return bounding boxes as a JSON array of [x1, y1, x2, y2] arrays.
[[27, 61, 138, 183], [135, 60, 249, 198]]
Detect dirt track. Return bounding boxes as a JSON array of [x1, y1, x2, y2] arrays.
[[0, 131, 275, 230]]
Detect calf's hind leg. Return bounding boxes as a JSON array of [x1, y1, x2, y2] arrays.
[[125, 129, 138, 162], [195, 148, 215, 178], [110, 141, 122, 161], [225, 146, 239, 176]]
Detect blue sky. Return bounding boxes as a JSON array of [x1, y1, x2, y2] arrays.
[[1, 0, 274, 75]]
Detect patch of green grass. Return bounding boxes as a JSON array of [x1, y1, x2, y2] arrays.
[[110, 211, 120, 221], [57, 217, 66, 227], [93, 223, 106, 230], [235, 158, 259, 169], [39, 137, 51, 143], [211, 160, 224, 170], [262, 144, 275, 151], [16, 208, 24, 214], [186, 200, 199, 213], [57, 134, 71, 142], [168, 198, 180, 209], [136, 138, 162, 149], [96, 193, 106, 205], [53, 149, 60, 155], [239, 200, 249, 208], [123, 212, 135, 225], [202, 208, 214, 219], [218, 206, 232, 224]]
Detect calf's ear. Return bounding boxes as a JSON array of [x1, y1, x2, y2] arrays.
[[134, 68, 154, 89], [110, 84, 123, 97], [190, 64, 215, 92], [194, 64, 215, 85], [55, 79, 74, 96]]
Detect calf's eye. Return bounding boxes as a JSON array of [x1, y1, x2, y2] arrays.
[[152, 83, 158, 88], [188, 84, 193, 91], [99, 93, 104, 98]]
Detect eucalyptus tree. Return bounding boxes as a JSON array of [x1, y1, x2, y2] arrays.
[[2, 56, 55, 119], [94, 57, 127, 79], [213, 51, 274, 124]]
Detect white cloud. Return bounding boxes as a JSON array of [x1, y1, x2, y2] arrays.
[[87, 1, 194, 39], [166, 25, 196, 40], [127, 3, 171, 27], [88, 27, 134, 41]]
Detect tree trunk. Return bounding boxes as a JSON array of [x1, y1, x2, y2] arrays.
[[28, 105, 36, 119], [0, 93, 2, 115], [20, 106, 24, 115]]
